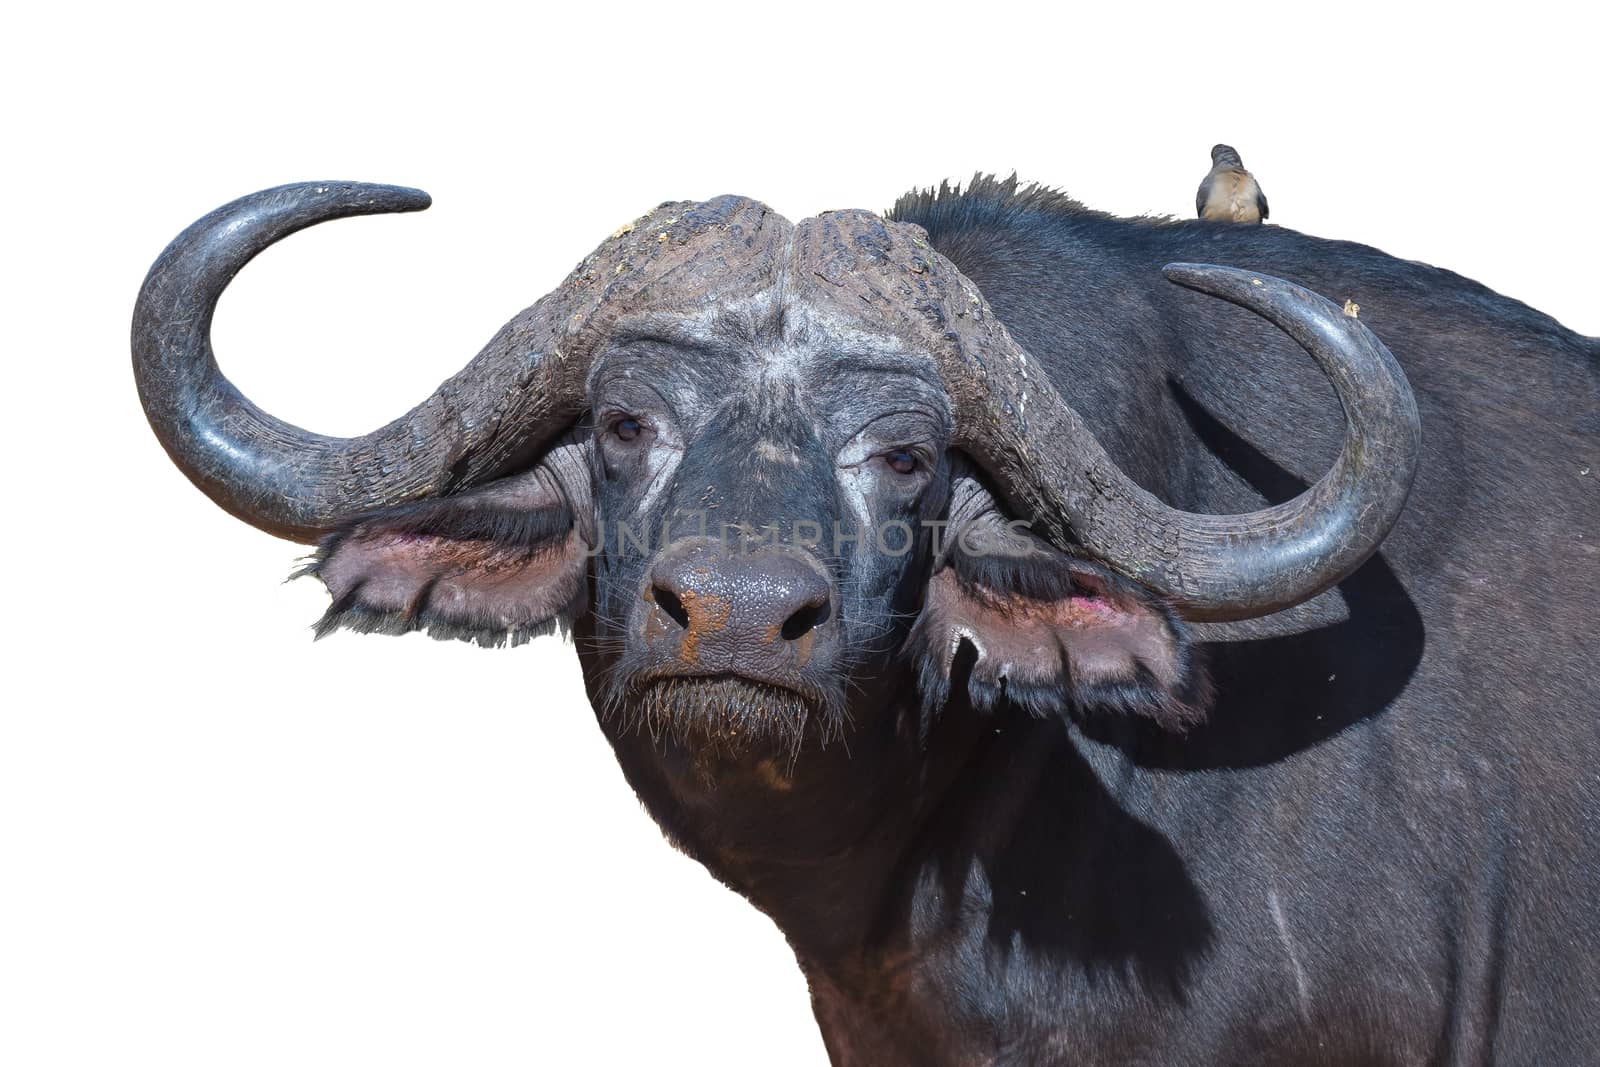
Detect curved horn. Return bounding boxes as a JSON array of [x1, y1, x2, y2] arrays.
[[132, 182, 594, 541], [133, 184, 777, 542], [950, 264, 1420, 622], [788, 211, 1419, 621]]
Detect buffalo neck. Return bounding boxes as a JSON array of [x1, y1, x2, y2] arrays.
[[578, 650, 991, 965]]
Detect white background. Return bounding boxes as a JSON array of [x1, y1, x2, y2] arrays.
[[2, 3, 1594, 1064]]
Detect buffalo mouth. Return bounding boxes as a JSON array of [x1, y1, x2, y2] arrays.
[[621, 673, 835, 758]]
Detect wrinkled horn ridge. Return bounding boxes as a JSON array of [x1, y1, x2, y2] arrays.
[[985, 264, 1421, 622], [131, 181, 588, 542]]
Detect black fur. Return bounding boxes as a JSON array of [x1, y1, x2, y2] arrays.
[[292, 176, 1598, 1062], [794, 173, 1598, 1063]]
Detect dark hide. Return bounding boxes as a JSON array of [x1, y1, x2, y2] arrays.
[[866, 175, 1600, 1063], [298, 178, 1597, 1063]]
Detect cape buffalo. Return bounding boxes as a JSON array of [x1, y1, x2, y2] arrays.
[[133, 176, 1599, 1064]]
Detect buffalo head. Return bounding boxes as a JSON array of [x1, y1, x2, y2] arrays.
[[133, 183, 1419, 764]]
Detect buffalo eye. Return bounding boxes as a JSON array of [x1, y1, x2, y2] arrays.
[[885, 449, 918, 475], [612, 416, 643, 442]]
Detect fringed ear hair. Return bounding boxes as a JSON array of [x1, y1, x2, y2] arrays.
[[908, 469, 1210, 730], [303, 446, 592, 648]]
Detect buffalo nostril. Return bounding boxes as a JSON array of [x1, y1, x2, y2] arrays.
[[779, 599, 831, 641], [654, 586, 691, 630]]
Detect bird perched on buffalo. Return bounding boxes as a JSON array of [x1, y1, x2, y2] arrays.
[[1197, 143, 1269, 223]]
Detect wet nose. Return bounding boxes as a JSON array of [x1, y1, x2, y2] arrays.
[[649, 540, 833, 654]]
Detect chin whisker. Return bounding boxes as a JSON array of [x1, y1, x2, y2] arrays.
[[620, 676, 831, 760]]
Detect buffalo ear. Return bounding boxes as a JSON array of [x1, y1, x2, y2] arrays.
[[302, 446, 591, 648], [909, 492, 1209, 730]]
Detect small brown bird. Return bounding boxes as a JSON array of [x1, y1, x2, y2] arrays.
[[1196, 144, 1269, 223]]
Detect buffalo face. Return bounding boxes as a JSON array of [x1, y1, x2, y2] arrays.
[[582, 298, 957, 756]]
